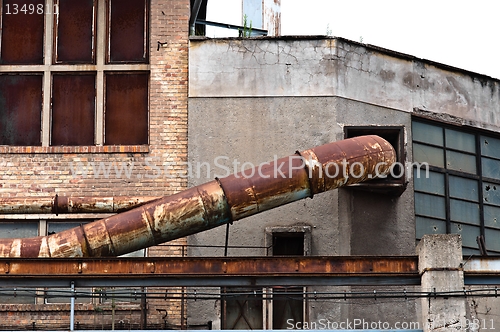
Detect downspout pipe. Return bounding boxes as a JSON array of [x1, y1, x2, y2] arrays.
[[0, 135, 396, 258]]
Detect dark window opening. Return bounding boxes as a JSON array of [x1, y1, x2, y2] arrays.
[[104, 72, 148, 145], [345, 126, 406, 196], [0, 74, 42, 146], [221, 288, 263, 330], [272, 232, 304, 329], [272, 233, 304, 256]]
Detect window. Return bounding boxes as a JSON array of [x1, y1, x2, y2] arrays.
[[344, 126, 406, 195], [0, 0, 149, 146], [412, 118, 500, 255]]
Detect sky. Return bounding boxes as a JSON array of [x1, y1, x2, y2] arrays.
[[207, 0, 500, 80]]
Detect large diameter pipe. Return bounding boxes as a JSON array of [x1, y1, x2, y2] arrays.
[[0, 196, 159, 214], [0, 135, 395, 258]]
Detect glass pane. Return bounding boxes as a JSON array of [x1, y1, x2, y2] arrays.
[[105, 73, 148, 145], [450, 222, 480, 249], [0, 222, 38, 238], [412, 121, 443, 146], [481, 135, 500, 159], [273, 287, 303, 329], [45, 288, 91, 304], [484, 205, 500, 230], [51, 74, 95, 146], [416, 216, 446, 239], [0, 288, 36, 304], [482, 157, 500, 180], [47, 221, 89, 234], [485, 228, 500, 253], [56, 0, 95, 63], [414, 192, 446, 219], [445, 128, 475, 153], [0, 74, 42, 145], [413, 143, 444, 167], [462, 247, 480, 256], [449, 176, 478, 201], [483, 182, 500, 206], [413, 170, 445, 195], [450, 199, 480, 225], [223, 288, 263, 329], [108, 0, 147, 63], [1, 0, 44, 64], [446, 150, 476, 174], [98, 287, 142, 303]]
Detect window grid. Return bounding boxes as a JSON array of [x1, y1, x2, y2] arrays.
[[0, 0, 150, 147], [413, 119, 500, 255]]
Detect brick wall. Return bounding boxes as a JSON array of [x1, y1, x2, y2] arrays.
[[0, 0, 190, 329]]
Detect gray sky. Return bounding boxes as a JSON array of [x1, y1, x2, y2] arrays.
[[207, 1, 499, 79], [281, 0, 499, 79]]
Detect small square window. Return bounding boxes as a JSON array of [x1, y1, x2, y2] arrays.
[[344, 126, 407, 195]]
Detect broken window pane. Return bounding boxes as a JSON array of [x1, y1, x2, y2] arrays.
[[0, 74, 42, 145], [449, 176, 478, 202], [51, 74, 95, 146], [416, 216, 446, 240], [108, 0, 147, 63], [484, 205, 500, 230], [450, 222, 480, 250], [445, 128, 475, 153], [55, 0, 95, 63], [412, 143, 444, 168], [480, 135, 500, 159], [412, 121, 443, 146], [105, 73, 148, 145], [483, 182, 500, 206], [446, 150, 476, 174], [0, 0, 44, 64]]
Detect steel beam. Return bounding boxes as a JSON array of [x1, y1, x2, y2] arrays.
[[0, 256, 419, 287]]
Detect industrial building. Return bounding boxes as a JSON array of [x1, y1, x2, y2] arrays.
[[1, 0, 500, 331]]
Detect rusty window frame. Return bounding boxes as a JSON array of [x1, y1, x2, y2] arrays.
[[344, 126, 407, 196], [412, 117, 500, 255], [53, 0, 96, 64], [106, 0, 149, 64]]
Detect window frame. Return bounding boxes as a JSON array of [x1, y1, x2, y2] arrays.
[[0, 0, 150, 148], [412, 117, 500, 255]]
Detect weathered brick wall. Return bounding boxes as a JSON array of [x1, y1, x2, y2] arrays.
[[0, 0, 190, 329]]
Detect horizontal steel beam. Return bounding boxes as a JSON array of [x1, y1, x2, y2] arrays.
[[0, 256, 419, 287]]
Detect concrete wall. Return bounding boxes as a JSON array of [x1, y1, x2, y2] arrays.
[[187, 36, 500, 328]]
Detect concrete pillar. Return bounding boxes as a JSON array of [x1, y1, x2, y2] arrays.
[[417, 234, 467, 332]]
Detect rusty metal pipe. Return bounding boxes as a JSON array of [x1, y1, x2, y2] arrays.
[[0, 135, 396, 258], [0, 196, 160, 214]]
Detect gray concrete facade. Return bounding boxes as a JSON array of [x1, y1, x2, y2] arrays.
[[187, 36, 500, 329]]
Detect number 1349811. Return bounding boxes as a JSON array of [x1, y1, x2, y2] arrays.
[[4, 3, 58, 15]]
